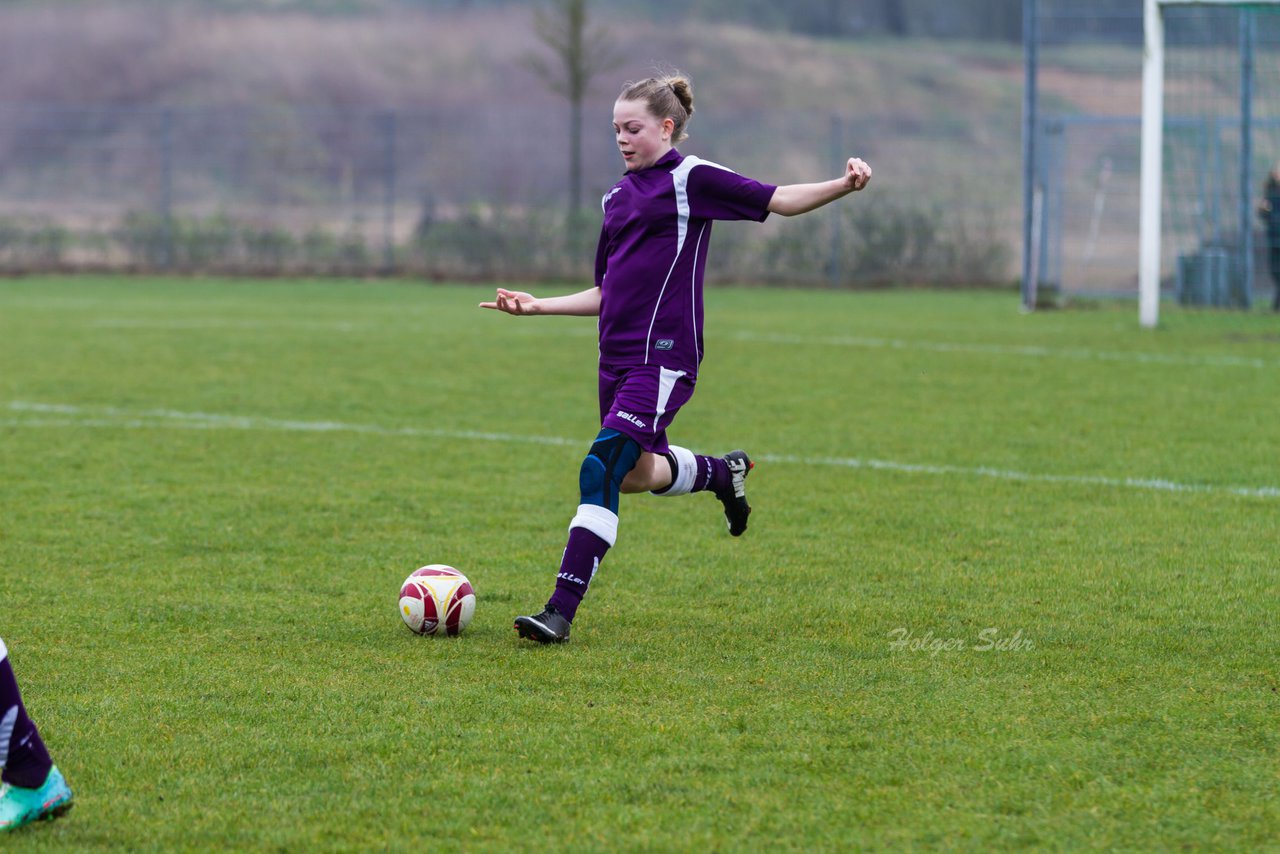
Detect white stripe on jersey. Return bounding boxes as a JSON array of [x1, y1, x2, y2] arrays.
[[643, 156, 737, 364], [672, 158, 694, 255]]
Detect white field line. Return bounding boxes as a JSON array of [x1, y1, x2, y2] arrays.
[[726, 331, 1276, 369], [89, 318, 366, 332], [1, 402, 578, 448], [5, 401, 1278, 500], [20, 313, 1271, 368], [763, 453, 1279, 499], [513, 326, 1277, 369]]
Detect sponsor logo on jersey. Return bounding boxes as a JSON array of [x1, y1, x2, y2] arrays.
[[615, 410, 647, 429], [655, 339, 674, 351]]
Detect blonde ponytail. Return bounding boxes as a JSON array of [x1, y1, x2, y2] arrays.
[[619, 74, 696, 143]]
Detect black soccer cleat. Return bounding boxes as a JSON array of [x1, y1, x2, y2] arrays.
[[717, 450, 754, 537], [514, 605, 571, 644]]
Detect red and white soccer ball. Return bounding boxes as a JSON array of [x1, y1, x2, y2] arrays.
[[399, 565, 476, 636]]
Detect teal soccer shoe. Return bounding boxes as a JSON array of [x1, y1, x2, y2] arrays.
[[0, 766, 74, 832]]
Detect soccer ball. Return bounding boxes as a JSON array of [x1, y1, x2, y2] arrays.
[[399, 565, 476, 636]]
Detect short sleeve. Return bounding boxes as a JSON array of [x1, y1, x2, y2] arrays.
[[686, 164, 777, 223]]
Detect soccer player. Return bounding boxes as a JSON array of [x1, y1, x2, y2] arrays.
[[0, 638, 73, 832], [1259, 162, 1280, 312], [482, 74, 872, 643]]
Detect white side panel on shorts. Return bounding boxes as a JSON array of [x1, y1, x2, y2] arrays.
[[653, 366, 687, 434]]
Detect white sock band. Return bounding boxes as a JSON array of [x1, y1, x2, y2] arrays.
[[653, 445, 697, 497], [569, 504, 619, 548], [0, 638, 6, 662]]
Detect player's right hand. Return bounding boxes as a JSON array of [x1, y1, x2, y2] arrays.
[[479, 288, 538, 315], [844, 157, 872, 192]]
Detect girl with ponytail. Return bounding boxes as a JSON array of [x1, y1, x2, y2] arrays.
[[483, 72, 872, 643]]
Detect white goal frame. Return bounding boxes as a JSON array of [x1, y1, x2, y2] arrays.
[[1139, 0, 1280, 327]]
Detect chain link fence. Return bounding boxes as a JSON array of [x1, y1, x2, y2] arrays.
[[1030, 0, 1280, 301], [0, 101, 1019, 285]]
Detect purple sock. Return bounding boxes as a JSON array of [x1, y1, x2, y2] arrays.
[[692, 454, 731, 495], [546, 526, 611, 623], [0, 651, 54, 789]]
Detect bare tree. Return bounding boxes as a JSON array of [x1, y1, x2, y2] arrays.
[[881, 0, 908, 36], [524, 0, 618, 216]]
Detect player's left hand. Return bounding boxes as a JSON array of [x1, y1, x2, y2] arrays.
[[479, 288, 539, 315], [844, 157, 872, 192]]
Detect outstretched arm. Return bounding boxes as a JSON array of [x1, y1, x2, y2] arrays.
[[479, 286, 601, 317], [767, 157, 872, 217]]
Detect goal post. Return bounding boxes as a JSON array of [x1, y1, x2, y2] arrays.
[[1139, 0, 1280, 327], [1140, 0, 1164, 328]]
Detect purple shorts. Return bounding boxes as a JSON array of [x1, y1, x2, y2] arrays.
[[598, 363, 696, 454]]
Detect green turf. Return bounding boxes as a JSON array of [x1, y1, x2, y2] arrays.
[[1, 276, 1277, 851]]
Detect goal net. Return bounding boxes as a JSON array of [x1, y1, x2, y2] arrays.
[[1139, 0, 1280, 325]]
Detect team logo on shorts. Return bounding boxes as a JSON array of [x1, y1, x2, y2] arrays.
[[655, 339, 674, 351], [615, 410, 648, 429]]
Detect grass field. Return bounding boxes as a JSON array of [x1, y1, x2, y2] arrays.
[[1, 275, 1277, 851]]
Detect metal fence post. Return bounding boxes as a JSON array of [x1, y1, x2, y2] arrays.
[[1036, 120, 1055, 294], [382, 109, 397, 274], [1239, 8, 1255, 306], [829, 113, 843, 287], [161, 107, 174, 269]]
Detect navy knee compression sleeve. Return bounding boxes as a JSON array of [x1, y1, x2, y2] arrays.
[[579, 429, 642, 514], [569, 429, 642, 546]]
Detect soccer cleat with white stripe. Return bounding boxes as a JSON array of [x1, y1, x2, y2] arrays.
[[718, 450, 754, 537], [514, 605, 571, 644]]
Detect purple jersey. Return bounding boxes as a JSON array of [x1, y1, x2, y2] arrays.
[[595, 149, 776, 376]]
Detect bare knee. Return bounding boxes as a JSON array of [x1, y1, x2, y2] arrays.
[[620, 452, 672, 494]]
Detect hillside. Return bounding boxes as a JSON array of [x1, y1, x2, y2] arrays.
[[0, 3, 1139, 147], [0, 2, 1144, 283]]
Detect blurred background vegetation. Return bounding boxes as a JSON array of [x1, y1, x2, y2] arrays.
[[0, 0, 1140, 285]]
